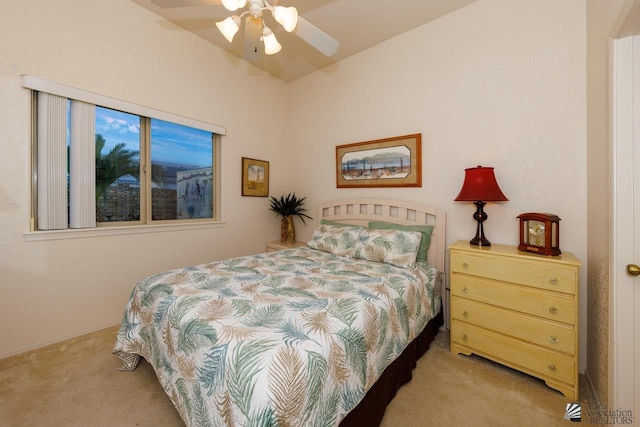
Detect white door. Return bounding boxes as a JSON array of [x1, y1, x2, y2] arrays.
[[611, 34, 639, 417]]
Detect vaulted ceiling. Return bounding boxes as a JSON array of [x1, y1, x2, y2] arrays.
[[131, 0, 478, 82]]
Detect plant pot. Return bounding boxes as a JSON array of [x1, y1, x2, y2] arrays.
[[281, 216, 295, 244]]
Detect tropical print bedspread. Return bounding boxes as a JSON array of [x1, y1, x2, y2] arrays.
[[113, 246, 439, 427]]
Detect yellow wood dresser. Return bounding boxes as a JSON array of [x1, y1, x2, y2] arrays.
[[449, 240, 581, 400]]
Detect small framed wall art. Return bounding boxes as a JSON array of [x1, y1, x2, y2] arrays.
[[242, 157, 269, 197], [336, 133, 422, 188]]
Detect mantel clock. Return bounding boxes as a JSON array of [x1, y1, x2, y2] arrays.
[[517, 213, 561, 256]]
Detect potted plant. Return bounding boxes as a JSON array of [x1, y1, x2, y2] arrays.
[[269, 192, 313, 244]]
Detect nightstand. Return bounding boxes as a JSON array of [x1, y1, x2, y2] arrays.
[[266, 241, 306, 252], [449, 240, 580, 400]]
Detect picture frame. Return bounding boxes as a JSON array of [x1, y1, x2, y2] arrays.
[[242, 157, 269, 197], [336, 133, 422, 188]]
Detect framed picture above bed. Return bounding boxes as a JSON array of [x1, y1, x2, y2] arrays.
[[336, 133, 422, 188], [241, 157, 269, 197]]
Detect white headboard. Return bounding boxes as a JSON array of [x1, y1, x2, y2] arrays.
[[317, 198, 446, 274]]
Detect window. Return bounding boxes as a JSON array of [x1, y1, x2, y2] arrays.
[[95, 107, 141, 223], [149, 118, 214, 221], [23, 76, 225, 233]]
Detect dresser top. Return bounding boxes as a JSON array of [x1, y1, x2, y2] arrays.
[[449, 240, 581, 266]]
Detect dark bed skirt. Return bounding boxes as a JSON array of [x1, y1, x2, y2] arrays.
[[339, 308, 444, 427]]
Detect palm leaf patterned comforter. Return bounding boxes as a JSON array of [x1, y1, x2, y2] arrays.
[[113, 246, 439, 427]]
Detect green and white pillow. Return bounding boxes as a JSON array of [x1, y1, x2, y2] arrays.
[[307, 224, 363, 257], [353, 228, 422, 269], [368, 222, 434, 264]]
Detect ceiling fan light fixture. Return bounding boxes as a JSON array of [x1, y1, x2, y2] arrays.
[[262, 26, 281, 55], [220, 0, 246, 12], [216, 15, 241, 43], [273, 6, 298, 32]]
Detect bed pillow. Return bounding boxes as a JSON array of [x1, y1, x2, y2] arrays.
[[307, 224, 363, 257], [353, 228, 422, 269], [368, 222, 434, 263]]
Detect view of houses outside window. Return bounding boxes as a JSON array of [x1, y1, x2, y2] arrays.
[[150, 118, 213, 221], [94, 106, 214, 223], [94, 108, 140, 222]]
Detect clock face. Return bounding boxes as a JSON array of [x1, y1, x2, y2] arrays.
[[528, 220, 545, 246], [529, 221, 545, 235]]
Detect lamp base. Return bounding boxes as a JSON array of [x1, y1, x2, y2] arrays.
[[469, 235, 491, 247], [470, 200, 491, 247]]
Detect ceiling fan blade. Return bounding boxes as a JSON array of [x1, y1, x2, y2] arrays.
[[150, 0, 220, 8], [243, 16, 263, 62], [294, 17, 339, 57]]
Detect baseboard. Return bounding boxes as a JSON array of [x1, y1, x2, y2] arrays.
[[582, 371, 603, 406], [0, 322, 120, 361]]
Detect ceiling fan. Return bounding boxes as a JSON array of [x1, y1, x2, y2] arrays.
[[150, 0, 339, 59]]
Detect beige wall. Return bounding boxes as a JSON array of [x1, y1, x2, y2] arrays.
[[287, 0, 589, 371], [0, 0, 289, 358]]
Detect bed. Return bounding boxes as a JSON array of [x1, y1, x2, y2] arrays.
[[113, 198, 446, 427]]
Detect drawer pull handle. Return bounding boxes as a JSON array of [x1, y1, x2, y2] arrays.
[[462, 287, 469, 293], [462, 311, 469, 318], [548, 364, 557, 372], [549, 306, 558, 314], [462, 262, 469, 269], [549, 277, 558, 285], [548, 336, 559, 344], [462, 334, 468, 342]]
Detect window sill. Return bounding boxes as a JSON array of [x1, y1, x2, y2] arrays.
[[23, 221, 226, 242]]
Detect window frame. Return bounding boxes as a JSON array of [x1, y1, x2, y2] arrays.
[[22, 75, 226, 241]]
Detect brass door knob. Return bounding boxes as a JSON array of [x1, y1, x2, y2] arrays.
[[627, 264, 640, 276]]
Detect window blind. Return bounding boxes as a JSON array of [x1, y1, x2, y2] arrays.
[[69, 101, 96, 229], [36, 93, 97, 230], [37, 92, 68, 230]]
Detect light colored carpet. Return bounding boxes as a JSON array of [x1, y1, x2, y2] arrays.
[[0, 326, 599, 426]]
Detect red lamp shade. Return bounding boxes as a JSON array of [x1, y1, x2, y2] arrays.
[[454, 166, 508, 202]]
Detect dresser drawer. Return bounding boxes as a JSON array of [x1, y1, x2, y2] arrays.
[[451, 297, 576, 355], [450, 251, 577, 294], [451, 320, 575, 385], [450, 274, 576, 324]]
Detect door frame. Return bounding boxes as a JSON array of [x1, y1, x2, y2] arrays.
[[610, 34, 637, 411]]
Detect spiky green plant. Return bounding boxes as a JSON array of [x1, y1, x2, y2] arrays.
[[269, 193, 312, 224]]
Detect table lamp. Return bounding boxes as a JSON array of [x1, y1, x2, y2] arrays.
[[454, 165, 508, 247]]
